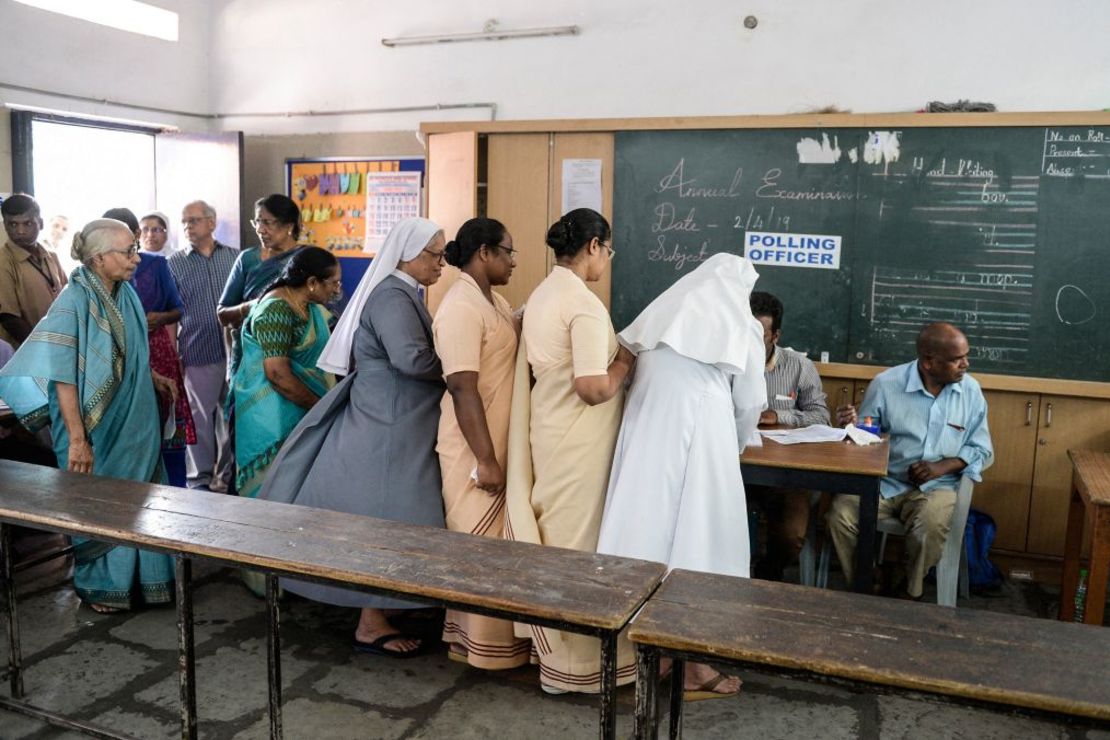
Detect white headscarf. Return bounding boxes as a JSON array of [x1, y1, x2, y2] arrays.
[[316, 217, 442, 374], [618, 253, 762, 375]]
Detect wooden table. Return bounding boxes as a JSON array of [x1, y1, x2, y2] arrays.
[[1061, 450, 1110, 625], [630, 569, 1110, 739], [741, 434, 889, 593], [0, 460, 667, 740]]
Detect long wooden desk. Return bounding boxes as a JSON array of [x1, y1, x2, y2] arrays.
[[0, 460, 667, 740], [1061, 450, 1110, 625], [629, 569, 1110, 739], [741, 434, 889, 593]]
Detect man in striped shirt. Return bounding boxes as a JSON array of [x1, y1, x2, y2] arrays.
[[168, 201, 237, 492], [748, 291, 830, 581]]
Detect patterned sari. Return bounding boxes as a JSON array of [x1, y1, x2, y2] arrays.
[[0, 266, 172, 609], [231, 296, 334, 499]]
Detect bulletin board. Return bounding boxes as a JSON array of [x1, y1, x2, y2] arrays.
[[285, 157, 425, 258]]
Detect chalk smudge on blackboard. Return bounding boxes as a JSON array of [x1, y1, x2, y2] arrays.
[[796, 133, 842, 164], [864, 131, 902, 166]]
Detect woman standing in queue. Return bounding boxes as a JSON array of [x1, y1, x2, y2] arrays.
[[259, 217, 447, 658], [0, 218, 178, 612], [504, 208, 637, 694], [433, 218, 531, 669]]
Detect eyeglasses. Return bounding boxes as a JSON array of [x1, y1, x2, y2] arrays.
[[250, 218, 281, 229], [489, 243, 517, 258], [140, 226, 167, 235], [106, 244, 140, 258], [423, 247, 447, 265], [181, 216, 210, 226], [600, 241, 615, 258]]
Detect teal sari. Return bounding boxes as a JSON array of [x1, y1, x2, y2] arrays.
[[0, 266, 173, 609], [231, 296, 334, 499]]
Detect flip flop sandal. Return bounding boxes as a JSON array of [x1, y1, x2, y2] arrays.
[[352, 633, 425, 659], [683, 673, 742, 702]]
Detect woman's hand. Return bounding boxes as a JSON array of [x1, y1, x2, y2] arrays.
[[151, 371, 177, 403], [475, 458, 506, 496], [68, 438, 94, 474]]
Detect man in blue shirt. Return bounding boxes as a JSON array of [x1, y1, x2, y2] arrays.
[[830, 322, 993, 599]]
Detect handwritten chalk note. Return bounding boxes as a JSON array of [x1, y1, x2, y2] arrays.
[[562, 159, 603, 214]]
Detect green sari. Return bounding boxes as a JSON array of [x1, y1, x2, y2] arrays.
[[231, 296, 334, 499], [0, 266, 172, 609]]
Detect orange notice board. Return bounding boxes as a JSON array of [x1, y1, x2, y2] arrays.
[[286, 157, 425, 258]]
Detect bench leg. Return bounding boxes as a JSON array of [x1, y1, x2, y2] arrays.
[[1, 523, 24, 699], [1084, 511, 1110, 625], [1059, 482, 1086, 621], [174, 556, 197, 740], [266, 574, 283, 740], [634, 645, 659, 740], [598, 632, 618, 740], [668, 657, 685, 740]]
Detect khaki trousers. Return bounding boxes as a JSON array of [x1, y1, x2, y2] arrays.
[[827, 487, 957, 598]]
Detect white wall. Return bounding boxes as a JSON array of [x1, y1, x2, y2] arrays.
[[0, 0, 214, 132], [211, 0, 1110, 135]]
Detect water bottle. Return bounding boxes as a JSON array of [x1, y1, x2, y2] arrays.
[[856, 411, 881, 436], [1073, 568, 1088, 623]]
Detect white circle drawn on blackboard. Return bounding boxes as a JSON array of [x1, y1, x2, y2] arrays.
[[1054, 284, 1096, 325]]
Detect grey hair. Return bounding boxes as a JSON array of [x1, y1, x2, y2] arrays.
[[184, 200, 216, 220], [71, 219, 133, 265]]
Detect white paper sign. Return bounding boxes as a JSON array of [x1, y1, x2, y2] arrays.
[[744, 231, 842, 270], [561, 159, 603, 214], [364, 171, 422, 253]]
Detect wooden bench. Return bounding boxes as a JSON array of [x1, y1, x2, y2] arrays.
[[0, 460, 666, 740], [628, 569, 1110, 739], [1061, 450, 1110, 625]]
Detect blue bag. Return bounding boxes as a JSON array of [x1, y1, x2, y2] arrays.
[[964, 508, 1003, 590]]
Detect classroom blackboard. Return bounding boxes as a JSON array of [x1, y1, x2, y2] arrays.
[[612, 126, 1110, 381]]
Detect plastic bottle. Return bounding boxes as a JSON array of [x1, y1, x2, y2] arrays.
[[1073, 568, 1088, 623]]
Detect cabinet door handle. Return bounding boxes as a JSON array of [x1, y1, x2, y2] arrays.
[[1025, 401, 1033, 426], [1045, 402, 1053, 428], [840, 387, 849, 405]]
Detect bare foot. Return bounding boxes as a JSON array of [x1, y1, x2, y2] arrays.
[[355, 607, 420, 654], [88, 603, 123, 614], [684, 662, 742, 697]]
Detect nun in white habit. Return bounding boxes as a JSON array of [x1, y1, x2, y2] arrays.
[[597, 252, 765, 697], [259, 217, 447, 658]]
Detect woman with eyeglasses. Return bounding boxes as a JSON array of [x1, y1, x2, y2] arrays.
[[131, 210, 194, 486], [217, 194, 303, 377], [431, 217, 531, 669], [259, 218, 448, 658], [0, 218, 178, 613], [503, 207, 637, 694]]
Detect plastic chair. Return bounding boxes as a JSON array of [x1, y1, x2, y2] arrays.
[[803, 475, 976, 606]]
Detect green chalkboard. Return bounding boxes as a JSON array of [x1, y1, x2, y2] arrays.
[[612, 126, 1110, 381]]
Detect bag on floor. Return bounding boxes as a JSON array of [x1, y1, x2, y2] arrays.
[[964, 508, 1003, 591]]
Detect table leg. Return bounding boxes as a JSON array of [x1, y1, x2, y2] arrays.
[[1059, 482, 1086, 622], [854, 489, 878, 594], [266, 574, 283, 740], [598, 632, 618, 740], [1, 523, 24, 699], [174, 556, 197, 740], [668, 657, 685, 740], [1083, 509, 1110, 625], [633, 645, 659, 740]]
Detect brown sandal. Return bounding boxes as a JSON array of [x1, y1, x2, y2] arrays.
[[683, 673, 742, 702]]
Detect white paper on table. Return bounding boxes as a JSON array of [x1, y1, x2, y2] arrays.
[[744, 430, 763, 448], [561, 159, 603, 214], [759, 424, 849, 445], [844, 425, 882, 446]]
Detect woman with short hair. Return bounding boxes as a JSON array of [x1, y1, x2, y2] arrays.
[[0, 218, 178, 612]]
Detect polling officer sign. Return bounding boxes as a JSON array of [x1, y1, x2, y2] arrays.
[[744, 231, 842, 270]]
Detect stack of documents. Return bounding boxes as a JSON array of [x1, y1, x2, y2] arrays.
[[758, 424, 882, 446]]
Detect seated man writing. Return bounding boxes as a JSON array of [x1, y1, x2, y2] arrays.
[[748, 291, 829, 581], [831, 322, 993, 600]]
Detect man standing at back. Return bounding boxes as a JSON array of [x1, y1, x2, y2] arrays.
[[831, 322, 993, 600], [168, 201, 237, 492], [0, 194, 67, 348], [748, 291, 830, 580]]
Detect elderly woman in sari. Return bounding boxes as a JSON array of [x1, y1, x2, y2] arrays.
[[217, 194, 303, 377], [597, 253, 766, 701], [260, 218, 447, 658], [133, 210, 195, 486], [504, 208, 637, 694], [433, 217, 531, 669], [0, 218, 178, 612]]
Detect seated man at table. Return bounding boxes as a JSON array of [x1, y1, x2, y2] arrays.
[[748, 291, 829, 581], [830, 322, 993, 600]]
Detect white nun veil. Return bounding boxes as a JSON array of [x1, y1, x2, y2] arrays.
[[316, 217, 442, 374]]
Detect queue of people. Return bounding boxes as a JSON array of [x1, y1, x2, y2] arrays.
[[0, 193, 994, 702]]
